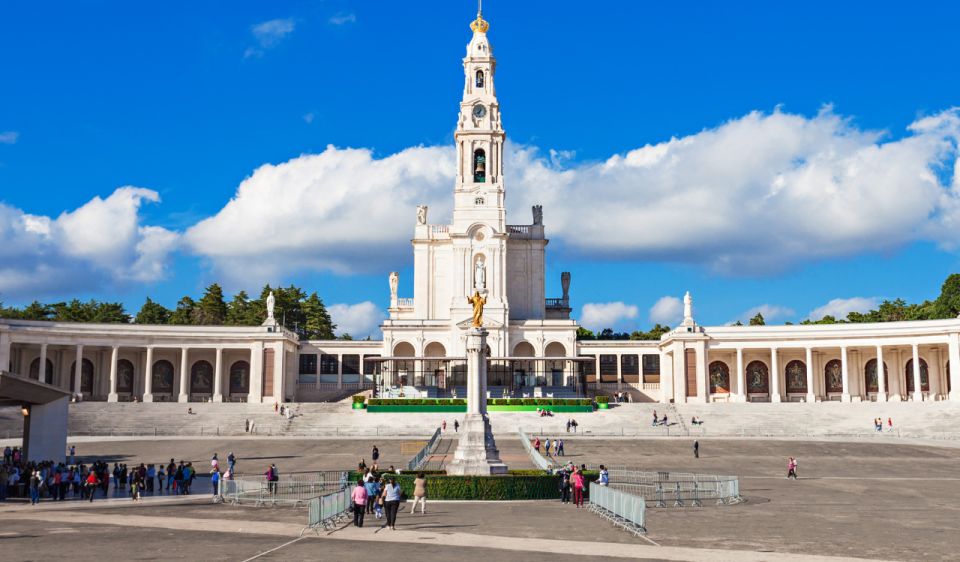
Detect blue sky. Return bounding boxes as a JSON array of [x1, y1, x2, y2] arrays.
[[1, 1, 959, 335]]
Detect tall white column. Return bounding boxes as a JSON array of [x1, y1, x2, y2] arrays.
[[736, 347, 746, 402], [73, 345, 83, 396], [840, 346, 850, 402], [213, 347, 224, 402], [949, 333, 960, 401], [178, 347, 189, 403], [0, 332, 10, 373], [912, 343, 923, 402], [805, 347, 815, 403], [770, 347, 780, 403], [107, 346, 119, 402], [38, 342, 48, 384], [142, 347, 154, 402], [876, 345, 886, 402], [337, 353, 343, 389]]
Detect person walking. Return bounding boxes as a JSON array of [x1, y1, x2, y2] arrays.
[[544, 439, 552, 456], [693, 440, 700, 459], [571, 468, 585, 508], [557, 439, 565, 457], [29, 470, 41, 505], [887, 417, 894, 432], [211, 469, 221, 498], [372, 445, 380, 466], [533, 436, 541, 453], [454, 420, 459, 433], [558, 469, 571, 504], [352, 479, 368, 527], [382, 477, 402, 530], [410, 472, 427, 515], [786, 457, 797, 479], [85, 469, 99, 503], [364, 474, 380, 515], [441, 420, 447, 433], [598, 465, 609, 486]]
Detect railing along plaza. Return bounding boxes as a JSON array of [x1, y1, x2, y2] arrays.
[[407, 427, 442, 471], [220, 471, 348, 507], [589, 482, 646, 535], [301, 488, 352, 535], [589, 465, 742, 507]]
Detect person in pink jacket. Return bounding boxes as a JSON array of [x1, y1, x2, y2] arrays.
[[351, 479, 368, 527], [571, 469, 585, 508]]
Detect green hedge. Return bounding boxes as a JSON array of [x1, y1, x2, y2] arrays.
[[347, 470, 598, 500], [595, 395, 609, 404], [352, 395, 366, 404], [367, 397, 588, 407]]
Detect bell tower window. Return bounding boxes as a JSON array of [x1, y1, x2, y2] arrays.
[[476, 70, 484, 88], [473, 149, 486, 183]]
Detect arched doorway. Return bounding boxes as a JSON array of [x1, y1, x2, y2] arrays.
[[864, 359, 889, 394], [905, 358, 930, 393], [745, 361, 769, 395], [512, 341, 536, 388], [69, 359, 95, 395], [544, 342, 567, 387], [392, 342, 416, 387], [824, 359, 844, 394], [191, 360, 214, 395], [29, 358, 55, 382], [784, 360, 807, 394], [229, 361, 250, 396], [708, 361, 730, 394], [117, 359, 135, 394], [423, 342, 447, 388], [152, 360, 175, 397]]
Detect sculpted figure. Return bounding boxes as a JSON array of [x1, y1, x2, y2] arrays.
[[467, 291, 486, 328], [389, 271, 399, 300], [532, 205, 543, 225], [474, 258, 486, 289], [416, 205, 428, 225], [266, 291, 276, 321]]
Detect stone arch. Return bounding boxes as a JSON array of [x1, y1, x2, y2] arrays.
[[151, 360, 175, 395], [473, 148, 486, 183], [864, 359, 889, 393], [393, 341, 416, 357], [229, 360, 250, 395], [424, 342, 447, 357], [475, 69, 484, 88], [708, 361, 730, 394], [190, 360, 214, 394], [824, 359, 844, 394], [784, 360, 807, 394], [391, 341, 416, 387], [69, 359, 95, 394], [512, 341, 535, 357], [905, 358, 930, 392], [544, 342, 567, 357], [117, 359, 135, 393], [745, 360, 769, 394], [28, 357, 54, 381]]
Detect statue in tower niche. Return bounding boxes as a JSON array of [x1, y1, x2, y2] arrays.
[[561, 271, 571, 301], [416, 205, 428, 225], [467, 290, 486, 328], [474, 258, 486, 290], [532, 205, 543, 225]]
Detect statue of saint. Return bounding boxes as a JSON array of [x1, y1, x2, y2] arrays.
[[467, 291, 486, 328], [416, 205, 428, 225], [389, 271, 399, 300], [474, 258, 486, 289], [532, 205, 543, 225], [266, 291, 276, 321]]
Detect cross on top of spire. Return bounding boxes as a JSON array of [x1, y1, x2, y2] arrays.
[[470, 0, 490, 33]]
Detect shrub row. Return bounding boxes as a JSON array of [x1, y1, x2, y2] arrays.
[[352, 394, 366, 404], [489, 398, 591, 406], [364, 397, 591, 407], [594, 395, 609, 404], [367, 398, 467, 406]]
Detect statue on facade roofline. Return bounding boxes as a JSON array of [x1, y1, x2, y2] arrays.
[[532, 205, 543, 225], [416, 205, 428, 225], [266, 291, 276, 322], [389, 271, 399, 300]]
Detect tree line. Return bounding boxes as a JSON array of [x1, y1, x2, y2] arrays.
[[0, 284, 344, 340]]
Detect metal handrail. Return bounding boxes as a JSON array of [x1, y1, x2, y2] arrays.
[[407, 427, 442, 471], [517, 429, 558, 471], [588, 482, 646, 535], [301, 488, 351, 535]]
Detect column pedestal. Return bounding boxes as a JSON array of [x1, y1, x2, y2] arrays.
[[447, 327, 507, 476]]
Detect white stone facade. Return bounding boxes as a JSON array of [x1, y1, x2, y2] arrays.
[[2, 10, 960, 406]]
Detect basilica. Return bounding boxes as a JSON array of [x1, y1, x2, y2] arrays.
[[1, 8, 959, 406]]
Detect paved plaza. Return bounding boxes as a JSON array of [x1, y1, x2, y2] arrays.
[[1, 438, 958, 560]]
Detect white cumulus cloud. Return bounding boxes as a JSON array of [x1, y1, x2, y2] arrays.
[[245, 18, 295, 58], [580, 302, 639, 331], [649, 296, 683, 325], [808, 297, 880, 321], [0, 187, 178, 299], [0, 132, 19, 145], [329, 13, 356, 26], [329, 301, 384, 338], [183, 145, 455, 283]]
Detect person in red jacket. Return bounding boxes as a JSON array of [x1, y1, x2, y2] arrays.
[[85, 470, 99, 502]]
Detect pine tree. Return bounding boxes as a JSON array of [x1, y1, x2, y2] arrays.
[[226, 291, 259, 325], [749, 313, 766, 326], [194, 283, 228, 325], [135, 297, 172, 324], [302, 292, 336, 340], [169, 297, 196, 325]]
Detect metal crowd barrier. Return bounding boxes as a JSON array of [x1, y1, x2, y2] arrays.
[[220, 471, 348, 507], [588, 466, 741, 506], [407, 427, 442, 471], [301, 488, 352, 535], [517, 429, 559, 471], [588, 482, 646, 535]]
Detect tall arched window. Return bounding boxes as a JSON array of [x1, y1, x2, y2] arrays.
[[117, 359, 135, 393], [475, 70, 484, 88], [229, 361, 250, 395], [191, 360, 214, 394], [784, 360, 807, 394], [473, 149, 486, 183], [152, 360, 174, 394]]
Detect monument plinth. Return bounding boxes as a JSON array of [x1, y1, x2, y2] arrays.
[[446, 326, 508, 475]]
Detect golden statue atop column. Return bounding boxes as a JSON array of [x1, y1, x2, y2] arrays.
[[467, 291, 486, 328]]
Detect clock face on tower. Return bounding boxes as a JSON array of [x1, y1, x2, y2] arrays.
[[472, 104, 487, 119]]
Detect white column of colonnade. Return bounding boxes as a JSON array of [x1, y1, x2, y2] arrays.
[[107, 345, 120, 402], [950, 333, 960, 401], [805, 347, 815, 403], [912, 343, 922, 402], [839, 346, 850, 402], [73, 344, 83, 396], [876, 345, 886, 402], [213, 347, 224, 402], [143, 347, 154, 402], [179, 347, 189, 403], [38, 342, 48, 384], [736, 347, 745, 402], [770, 347, 780, 402]]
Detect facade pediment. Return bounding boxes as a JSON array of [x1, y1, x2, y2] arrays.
[[456, 316, 503, 330]]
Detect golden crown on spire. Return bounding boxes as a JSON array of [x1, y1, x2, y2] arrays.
[[470, 1, 489, 34]]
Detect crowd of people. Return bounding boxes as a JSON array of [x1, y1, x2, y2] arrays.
[[351, 465, 413, 530], [556, 462, 607, 508], [873, 417, 894, 432], [532, 436, 566, 457]]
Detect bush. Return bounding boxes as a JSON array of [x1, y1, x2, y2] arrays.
[[352, 395, 366, 404], [595, 395, 609, 404]]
